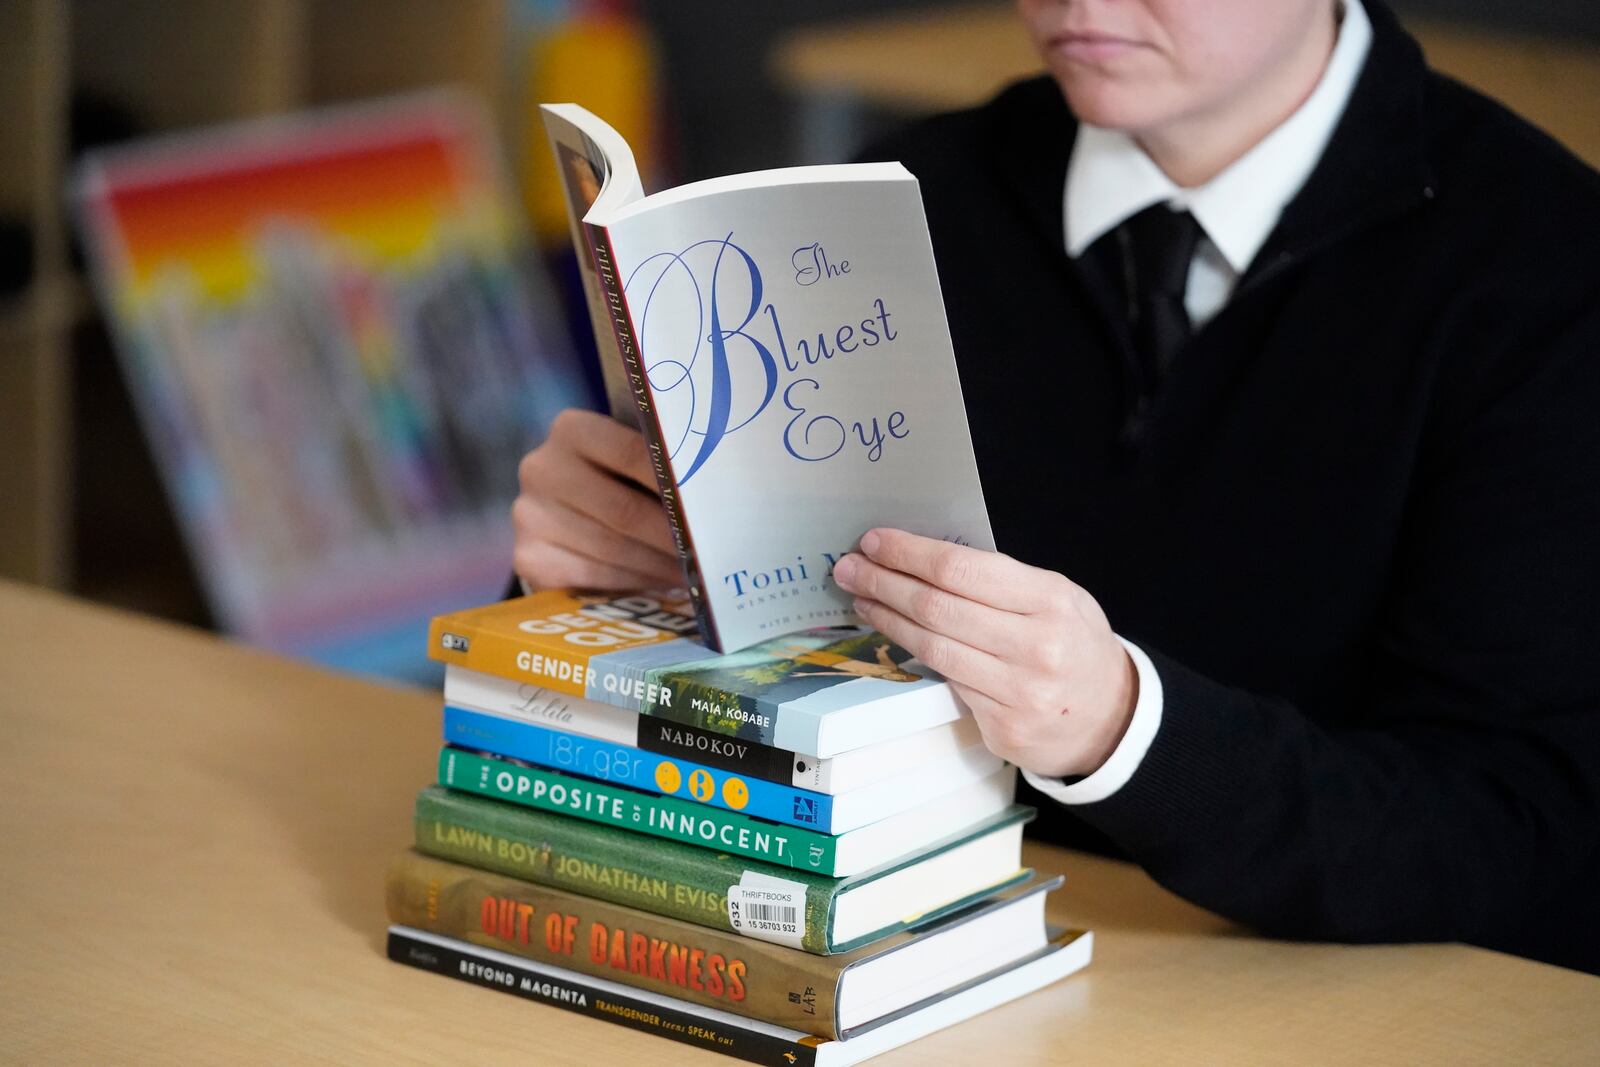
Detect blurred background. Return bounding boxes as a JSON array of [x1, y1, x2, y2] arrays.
[[2, 0, 1597, 682]]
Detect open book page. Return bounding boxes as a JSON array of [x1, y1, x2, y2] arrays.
[[603, 171, 994, 650], [538, 104, 992, 651], [541, 104, 646, 424]]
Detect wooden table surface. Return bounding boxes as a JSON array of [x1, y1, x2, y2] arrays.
[[1, 580, 1596, 1064]]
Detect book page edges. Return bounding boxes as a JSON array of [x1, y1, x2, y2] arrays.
[[593, 162, 914, 225]]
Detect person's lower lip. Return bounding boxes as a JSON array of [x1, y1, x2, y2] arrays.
[[1049, 36, 1142, 62]]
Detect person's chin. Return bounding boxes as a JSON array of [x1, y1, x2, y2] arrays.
[[1052, 73, 1169, 132]]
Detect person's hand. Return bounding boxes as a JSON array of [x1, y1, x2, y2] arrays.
[[831, 528, 1137, 779], [512, 409, 683, 591]]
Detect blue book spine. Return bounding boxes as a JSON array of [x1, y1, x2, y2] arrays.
[[442, 705, 838, 831]]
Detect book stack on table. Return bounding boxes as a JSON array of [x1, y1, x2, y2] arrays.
[[385, 589, 1093, 1065]]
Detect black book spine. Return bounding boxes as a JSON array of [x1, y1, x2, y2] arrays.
[[387, 928, 819, 1067], [634, 716, 804, 784], [585, 221, 719, 650]]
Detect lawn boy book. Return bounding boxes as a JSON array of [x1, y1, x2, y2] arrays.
[[414, 785, 1034, 954], [387, 924, 1092, 1067], [439, 746, 1021, 877], [445, 661, 989, 794], [429, 590, 968, 758], [541, 103, 994, 654], [386, 850, 1063, 1040], [441, 702, 1004, 832]]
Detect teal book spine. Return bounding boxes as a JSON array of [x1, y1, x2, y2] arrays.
[[438, 747, 842, 874], [414, 785, 842, 954], [442, 705, 837, 829]]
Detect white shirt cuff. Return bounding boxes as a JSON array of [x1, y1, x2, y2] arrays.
[[1021, 636, 1164, 805]]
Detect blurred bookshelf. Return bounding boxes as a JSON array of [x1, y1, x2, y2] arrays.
[[0, 0, 518, 622], [3, 0, 1597, 630]]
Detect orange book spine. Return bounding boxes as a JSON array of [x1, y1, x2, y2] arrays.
[[428, 616, 593, 697], [428, 590, 701, 696]]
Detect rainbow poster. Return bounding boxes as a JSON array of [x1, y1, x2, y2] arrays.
[[76, 94, 589, 680]]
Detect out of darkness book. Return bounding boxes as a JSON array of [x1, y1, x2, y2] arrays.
[[384, 850, 1056, 1040]]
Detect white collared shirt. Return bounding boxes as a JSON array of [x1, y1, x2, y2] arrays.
[[1064, 0, 1373, 327], [1024, 0, 1372, 807]]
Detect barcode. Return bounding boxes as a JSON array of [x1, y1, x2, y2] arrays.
[[746, 903, 798, 928]]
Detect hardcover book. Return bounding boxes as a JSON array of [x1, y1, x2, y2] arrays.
[[438, 746, 1021, 877], [443, 661, 990, 794], [385, 850, 1062, 1040], [429, 589, 967, 757], [541, 103, 994, 653], [441, 703, 1004, 832], [413, 784, 1033, 954], [387, 924, 1093, 1066]]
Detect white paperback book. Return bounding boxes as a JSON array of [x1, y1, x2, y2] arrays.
[[442, 662, 996, 796], [542, 104, 994, 654]]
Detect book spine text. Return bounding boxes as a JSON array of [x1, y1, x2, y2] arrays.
[[439, 748, 841, 874], [444, 706, 837, 830], [387, 927, 823, 1066], [636, 714, 812, 788], [586, 220, 719, 648], [414, 785, 836, 953], [386, 851, 842, 1034]]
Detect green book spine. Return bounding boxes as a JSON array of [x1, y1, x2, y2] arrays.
[[439, 747, 841, 875], [414, 785, 840, 953], [386, 850, 849, 1036]]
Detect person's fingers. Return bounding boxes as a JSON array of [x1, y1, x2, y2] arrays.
[[831, 552, 1027, 658], [855, 528, 1048, 613], [550, 408, 658, 489], [519, 446, 678, 558], [513, 495, 682, 588], [514, 538, 683, 593], [851, 595, 1018, 702], [947, 680, 1052, 769]]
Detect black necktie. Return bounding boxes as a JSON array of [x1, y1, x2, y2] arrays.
[[1119, 204, 1202, 392]]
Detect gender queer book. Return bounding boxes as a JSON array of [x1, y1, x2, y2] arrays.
[[386, 925, 1092, 1066], [414, 785, 1033, 954], [385, 850, 1062, 1040], [429, 590, 966, 758], [443, 661, 990, 794], [541, 103, 994, 653]]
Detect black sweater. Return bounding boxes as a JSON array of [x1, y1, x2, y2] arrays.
[[860, 2, 1600, 972]]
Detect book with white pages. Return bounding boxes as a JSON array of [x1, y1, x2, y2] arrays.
[[442, 661, 993, 795], [541, 103, 994, 654]]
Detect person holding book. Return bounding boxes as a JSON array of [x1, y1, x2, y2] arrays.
[[512, 0, 1600, 974]]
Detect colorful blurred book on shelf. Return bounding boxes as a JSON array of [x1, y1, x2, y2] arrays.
[[74, 94, 592, 681]]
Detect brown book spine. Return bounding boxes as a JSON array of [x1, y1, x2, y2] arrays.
[[584, 221, 718, 648], [385, 850, 843, 1036]]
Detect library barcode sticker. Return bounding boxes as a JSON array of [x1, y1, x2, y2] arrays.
[[726, 871, 807, 950]]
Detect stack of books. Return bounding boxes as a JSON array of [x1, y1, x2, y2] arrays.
[[385, 589, 1093, 1065]]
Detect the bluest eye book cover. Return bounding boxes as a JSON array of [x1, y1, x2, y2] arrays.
[[543, 105, 994, 654]]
